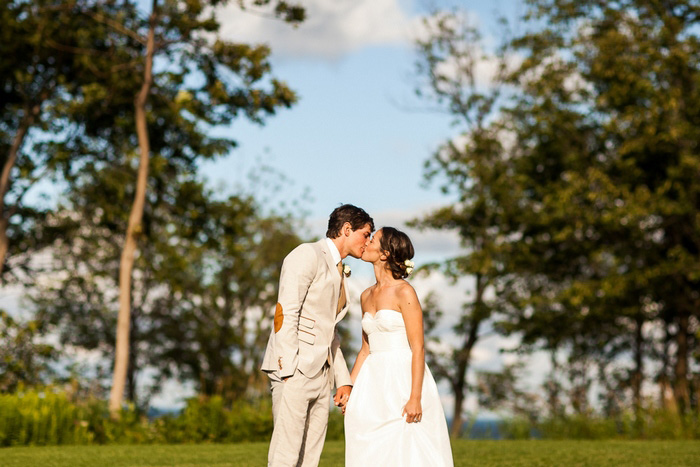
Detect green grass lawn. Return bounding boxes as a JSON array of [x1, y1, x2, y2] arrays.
[[2, 440, 700, 466]]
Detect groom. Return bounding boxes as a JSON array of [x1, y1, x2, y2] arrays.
[[261, 204, 374, 467]]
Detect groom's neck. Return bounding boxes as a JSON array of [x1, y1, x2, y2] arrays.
[[328, 236, 347, 259]]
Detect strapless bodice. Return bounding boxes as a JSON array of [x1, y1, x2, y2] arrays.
[[362, 309, 410, 353]]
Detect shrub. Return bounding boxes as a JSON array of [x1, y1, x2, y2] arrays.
[[496, 409, 700, 440], [0, 387, 92, 446]]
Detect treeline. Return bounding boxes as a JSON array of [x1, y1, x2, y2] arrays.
[[0, 0, 306, 413], [414, 0, 700, 437]]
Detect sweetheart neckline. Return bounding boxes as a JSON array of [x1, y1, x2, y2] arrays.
[[363, 309, 402, 319]]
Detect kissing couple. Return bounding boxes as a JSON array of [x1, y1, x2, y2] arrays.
[[261, 204, 453, 466]]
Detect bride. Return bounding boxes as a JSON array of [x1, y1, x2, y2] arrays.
[[344, 227, 453, 466]]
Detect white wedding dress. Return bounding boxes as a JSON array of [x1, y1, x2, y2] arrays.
[[344, 309, 453, 467]]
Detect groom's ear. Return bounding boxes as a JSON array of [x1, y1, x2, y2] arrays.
[[342, 222, 353, 236]]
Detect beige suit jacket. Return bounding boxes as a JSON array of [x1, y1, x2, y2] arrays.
[[261, 239, 352, 388]]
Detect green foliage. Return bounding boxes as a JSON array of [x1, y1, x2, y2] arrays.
[[498, 417, 534, 440], [1, 0, 306, 281], [0, 387, 343, 446], [416, 0, 700, 420], [412, 9, 521, 433], [499, 408, 700, 440], [499, 0, 700, 415], [56, 0, 303, 175], [0, 312, 56, 392], [0, 0, 124, 283], [475, 362, 541, 423], [153, 396, 274, 443], [536, 414, 621, 440], [31, 162, 304, 404], [0, 387, 93, 446]]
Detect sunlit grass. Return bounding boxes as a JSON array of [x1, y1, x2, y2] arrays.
[[2, 440, 700, 466]]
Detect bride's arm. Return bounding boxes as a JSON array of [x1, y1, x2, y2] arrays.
[[350, 330, 370, 383], [400, 284, 424, 424], [350, 289, 372, 383]]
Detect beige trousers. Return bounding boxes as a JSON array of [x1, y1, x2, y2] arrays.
[[268, 365, 331, 467]]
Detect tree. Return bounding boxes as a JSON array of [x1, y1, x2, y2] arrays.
[[45, 0, 304, 414], [475, 361, 541, 423], [143, 195, 303, 400], [412, 10, 514, 437], [0, 0, 113, 282], [499, 0, 700, 416], [415, 0, 700, 419], [33, 160, 303, 405]]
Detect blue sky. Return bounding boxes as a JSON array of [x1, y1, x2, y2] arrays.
[[202, 0, 524, 237]]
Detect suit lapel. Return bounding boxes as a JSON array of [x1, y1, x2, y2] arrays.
[[317, 239, 341, 308], [335, 305, 349, 324]]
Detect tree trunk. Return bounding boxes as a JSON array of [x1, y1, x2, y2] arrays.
[[109, 2, 157, 416], [673, 312, 690, 415], [0, 105, 39, 279], [632, 314, 644, 418], [659, 322, 674, 410], [545, 350, 562, 418], [127, 335, 137, 406], [450, 356, 467, 439], [127, 306, 138, 406], [449, 274, 485, 438]]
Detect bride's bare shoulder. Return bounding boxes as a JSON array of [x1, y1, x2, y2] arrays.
[[396, 281, 419, 304], [360, 285, 375, 303]]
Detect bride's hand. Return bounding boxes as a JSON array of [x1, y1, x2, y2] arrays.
[[334, 385, 352, 411], [402, 397, 422, 423]]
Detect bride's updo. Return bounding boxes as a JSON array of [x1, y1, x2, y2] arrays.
[[379, 227, 415, 279]]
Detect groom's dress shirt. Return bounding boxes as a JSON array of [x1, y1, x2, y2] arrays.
[[261, 238, 352, 388], [325, 237, 341, 268]]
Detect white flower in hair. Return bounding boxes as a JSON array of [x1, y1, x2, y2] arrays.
[[404, 259, 415, 276], [343, 263, 351, 277]]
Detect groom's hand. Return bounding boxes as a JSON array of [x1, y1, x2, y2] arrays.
[[334, 385, 352, 411]]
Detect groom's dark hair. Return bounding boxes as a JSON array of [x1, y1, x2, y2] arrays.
[[326, 204, 374, 239]]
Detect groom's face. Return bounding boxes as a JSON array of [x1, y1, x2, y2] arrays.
[[345, 223, 372, 259]]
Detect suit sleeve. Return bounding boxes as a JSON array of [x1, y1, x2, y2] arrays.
[[331, 330, 353, 388], [275, 244, 317, 378]]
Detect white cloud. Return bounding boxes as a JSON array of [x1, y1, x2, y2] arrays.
[[216, 0, 415, 60]]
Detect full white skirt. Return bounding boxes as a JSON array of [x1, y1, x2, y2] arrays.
[[344, 348, 453, 467]]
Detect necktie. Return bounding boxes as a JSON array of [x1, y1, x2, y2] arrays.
[[336, 261, 346, 314]]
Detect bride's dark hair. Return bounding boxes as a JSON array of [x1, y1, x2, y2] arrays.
[[379, 227, 415, 279]]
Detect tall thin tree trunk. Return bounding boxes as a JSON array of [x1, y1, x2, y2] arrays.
[[0, 105, 39, 279], [546, 350, 562, 418], [109, 2, 158, 416], [659, 323, 674, 410], [673, 312, 690, 415], [450, 274, 484, 438], [127, 330, 137, 406], [450, 360, 467, 439], [632, 314, 644, 418]]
